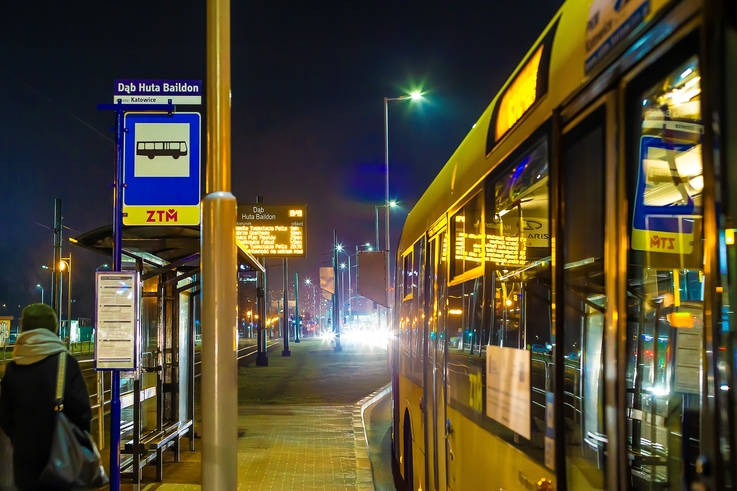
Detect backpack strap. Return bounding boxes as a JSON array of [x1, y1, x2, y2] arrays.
[[54, 353, 66, 412]]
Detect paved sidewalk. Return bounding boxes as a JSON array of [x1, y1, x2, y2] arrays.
[[130, 405, 363, 491], [235, 405, 358, 491], [122, 339, 390, 491]]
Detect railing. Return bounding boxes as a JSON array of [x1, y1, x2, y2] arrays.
[[69, 340, 95, 355], [2, 340, 278, 451]]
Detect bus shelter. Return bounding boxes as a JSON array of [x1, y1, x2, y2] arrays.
[[72, 225, 263, 483]]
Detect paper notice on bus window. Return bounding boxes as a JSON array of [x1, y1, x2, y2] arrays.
[[486, 345, 531, 440], [95, 272, 138, 370], [674, 326, 702, 394]]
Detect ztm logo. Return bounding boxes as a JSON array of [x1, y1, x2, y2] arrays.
[[650, 234, 675, 250], [146, 209, 178, 223], [289, 209, 303, 217]]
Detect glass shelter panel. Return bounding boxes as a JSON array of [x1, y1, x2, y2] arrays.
[[625, 56, 704, 489]]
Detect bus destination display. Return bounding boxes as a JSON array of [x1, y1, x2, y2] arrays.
[[236, 205, 306, 257]]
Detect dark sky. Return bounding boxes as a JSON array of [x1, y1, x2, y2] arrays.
[[0, 1, 563, 319]]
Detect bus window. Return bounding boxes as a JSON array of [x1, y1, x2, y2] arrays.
[[451, 192, 483, 279], [455, 136, 551, 466], [412, 238, 426, 382], [487, 138, 550, 352], [400, 252, 412, 377], [403, 252, 413, 300], [626, 55, 703, 489], [562, 107, 606, 489], [446, 277, 485, 414]]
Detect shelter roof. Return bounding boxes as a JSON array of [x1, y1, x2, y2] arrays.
[[71, 225, 265, 273]]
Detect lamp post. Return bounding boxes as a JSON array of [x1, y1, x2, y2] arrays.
[[336, 245, 352, 323], [384, 91, 421, 333], [374, 202, 396, 252], [339, 262, 346, 324], [305, 278, 316, 333], [36, 284, 44, 304]]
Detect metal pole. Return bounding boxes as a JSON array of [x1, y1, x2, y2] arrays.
[[67, 254, 72, 348], [294, 273, 300, 343], [340, 267, 345, 324], [109, 103, 125, 491], [282, 259, 291, 356], [256, 269, 262, 351], [257, 257, 268, 365], [97, 371, 105, 450], [375, 205, 379, 251], [203, 0, 238, 487], [52, 199, 62, 326], [333, 230, 341, 351], [318, 287, 321, 331], [383, 98, 391, 336], [347, 254, 352, 324]]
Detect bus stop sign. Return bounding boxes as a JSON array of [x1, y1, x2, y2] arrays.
[[122, 112, 201, 226]]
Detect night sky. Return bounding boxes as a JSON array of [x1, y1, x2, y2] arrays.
[[0, 1, 563, 320]]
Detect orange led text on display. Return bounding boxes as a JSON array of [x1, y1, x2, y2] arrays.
[[495, 46, 543, 141]]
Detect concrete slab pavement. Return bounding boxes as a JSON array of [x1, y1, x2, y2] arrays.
[[118, 338, 390, 491]]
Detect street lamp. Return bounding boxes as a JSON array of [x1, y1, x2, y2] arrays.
[[36, 284, 44, 304], [384, 91, 421, 333]]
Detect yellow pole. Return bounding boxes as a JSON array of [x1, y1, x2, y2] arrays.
[[203, 0, 238, 488]]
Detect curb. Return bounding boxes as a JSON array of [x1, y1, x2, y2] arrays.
[[352, 382, 392, 491]]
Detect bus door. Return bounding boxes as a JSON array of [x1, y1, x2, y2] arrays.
[[619, 31, 730, 489], [559, 98, 608, 490], [426, 229, 448, 491]]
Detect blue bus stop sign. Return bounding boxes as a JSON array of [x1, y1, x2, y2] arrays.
[[122, 112, 201, 225]]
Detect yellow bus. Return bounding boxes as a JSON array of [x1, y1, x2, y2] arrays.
[[391, 0, 737, 489]]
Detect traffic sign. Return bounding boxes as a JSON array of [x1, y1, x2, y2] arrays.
[[122, 112, 201, 226], [236, 205, 306, 257], [114, 80, 202, 105]]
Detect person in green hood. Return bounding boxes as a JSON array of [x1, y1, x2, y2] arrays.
[[0, 304, 92, 490]]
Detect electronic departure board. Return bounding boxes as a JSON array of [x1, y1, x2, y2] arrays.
[[235, 205, 306, 257]]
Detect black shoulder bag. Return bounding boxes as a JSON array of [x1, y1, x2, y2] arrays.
[[39, 353, 109, 489]]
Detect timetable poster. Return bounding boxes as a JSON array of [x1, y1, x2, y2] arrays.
[[95, 272, 139, 370]]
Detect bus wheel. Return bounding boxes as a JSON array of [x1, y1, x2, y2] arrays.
[[403, 411, 413, 489], [148, 155, 154, 160]]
